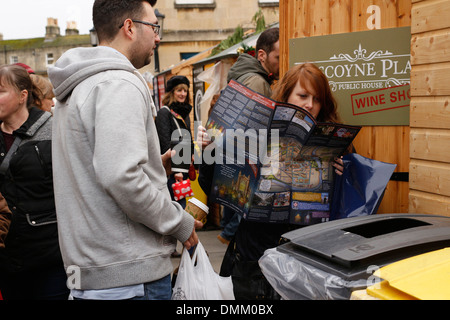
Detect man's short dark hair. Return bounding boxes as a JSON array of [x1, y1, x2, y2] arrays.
[[93, 0, 157, 42], [256, 27, 279, 55]]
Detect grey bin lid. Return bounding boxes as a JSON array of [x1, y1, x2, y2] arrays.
[[278, 214, 450, 280]]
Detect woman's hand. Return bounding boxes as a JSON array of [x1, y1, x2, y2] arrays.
[[333, 156, 344, 176], [174, 172, 184, 182], [196, 125, 211, 150]]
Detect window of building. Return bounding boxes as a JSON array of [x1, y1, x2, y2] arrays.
[[175, 0, 216, 9], [259, 0, 279, 7], [180, 52, 199, 61], [46, 53, 54, 66], [9, 56, 19, 64]]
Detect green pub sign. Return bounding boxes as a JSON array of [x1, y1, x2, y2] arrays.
[[289, 27, 411, 126]]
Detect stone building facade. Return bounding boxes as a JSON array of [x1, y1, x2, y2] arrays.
[[0, 18, 91, 75]]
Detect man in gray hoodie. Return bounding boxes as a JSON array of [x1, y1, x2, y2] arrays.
[[48, 0, 200, 300]]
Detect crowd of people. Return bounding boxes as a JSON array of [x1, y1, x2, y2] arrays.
[[0, 0, 350, 300]]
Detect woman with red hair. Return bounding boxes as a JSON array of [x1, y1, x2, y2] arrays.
[[222, 63, 352, 300], [272, 62, 341, 123]]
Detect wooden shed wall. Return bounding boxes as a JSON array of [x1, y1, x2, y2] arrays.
[[409, 0, 450, 216], [279, 0, 411, 214]]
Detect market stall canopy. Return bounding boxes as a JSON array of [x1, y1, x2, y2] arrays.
[[156, 46, 215, 77], [192, 23, 279, 68], [152, 47, 214, 110]]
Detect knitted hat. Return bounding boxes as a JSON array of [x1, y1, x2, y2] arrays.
[[14, 63, 35, 74], [166, 75, 190, 92]]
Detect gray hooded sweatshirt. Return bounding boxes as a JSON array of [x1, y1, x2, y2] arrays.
[[48, 46, 194, 290]]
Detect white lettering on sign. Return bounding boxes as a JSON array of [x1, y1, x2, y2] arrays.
[[367, 5, 381, 30]]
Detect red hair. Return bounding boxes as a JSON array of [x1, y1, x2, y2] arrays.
[[272, 63, 341, 123]]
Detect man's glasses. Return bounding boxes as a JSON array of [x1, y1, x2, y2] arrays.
[[119, 20, 160, 36]]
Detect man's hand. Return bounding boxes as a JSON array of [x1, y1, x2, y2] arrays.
[[161, 149, 176, 176], [183, 220, 203, 250]]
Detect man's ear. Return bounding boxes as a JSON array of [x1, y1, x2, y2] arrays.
[[121, 19, 136, 39], [257, 49, 267, 64]]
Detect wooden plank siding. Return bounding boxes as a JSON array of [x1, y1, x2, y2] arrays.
[[410, 0, 450, 217], [279, 0, 412, 214]]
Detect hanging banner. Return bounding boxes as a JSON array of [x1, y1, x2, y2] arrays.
[[152, 74, 166, 111], [289, 27, 411, 126]]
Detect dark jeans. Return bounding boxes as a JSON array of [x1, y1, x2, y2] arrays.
[[0, 265, 69, 300], [220, 207, 241, 241]]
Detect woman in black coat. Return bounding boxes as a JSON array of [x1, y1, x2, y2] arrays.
[[155, 76, 193, 209], [0, 64, 68, 300]]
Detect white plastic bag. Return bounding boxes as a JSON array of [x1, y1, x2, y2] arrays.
[[172, 241, 235, 300], [196, 61, 232, 125]]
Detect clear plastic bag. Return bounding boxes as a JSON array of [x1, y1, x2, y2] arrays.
[[172, 241, 235, 300], [259, 248, 368, 300]]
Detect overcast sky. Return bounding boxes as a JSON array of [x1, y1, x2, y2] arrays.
[[0, 0, 95, 40]]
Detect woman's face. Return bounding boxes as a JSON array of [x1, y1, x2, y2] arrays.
[[40, 97, 55, 113], [174, 86, 188, 103], [287, 80, 321, 119], [0, 82, 27, 121]]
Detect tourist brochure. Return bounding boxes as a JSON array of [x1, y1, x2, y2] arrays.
[[205, 80, 361, 225]]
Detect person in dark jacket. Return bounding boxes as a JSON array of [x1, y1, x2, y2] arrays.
[[225, 63, 348, 300], [155, 75, 193, 209], [0, 64, 68, 300], [198, 61, 351, 300]]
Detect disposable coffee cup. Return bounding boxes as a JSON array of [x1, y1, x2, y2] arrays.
[[185, 198, 209, 225]]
